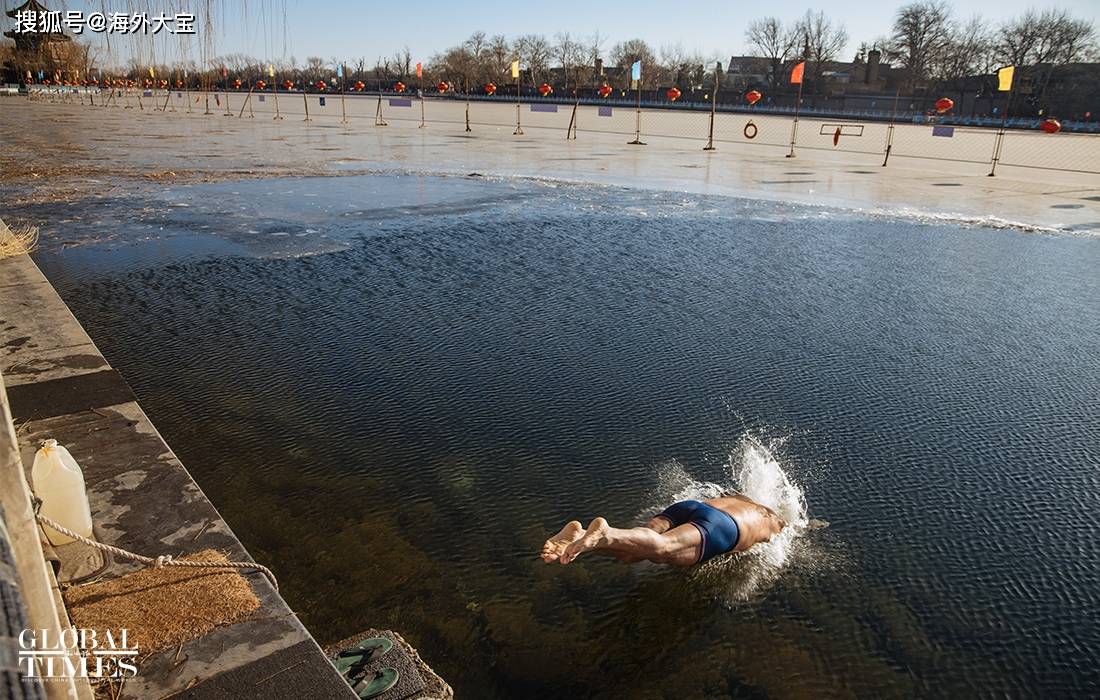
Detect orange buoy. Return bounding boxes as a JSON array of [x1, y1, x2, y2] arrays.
[[484, 82, 497, 95], [666, 86, 681, 102], [316, 80, 327, 91], [538, 83, 553, 96], [745, 90, 762, 106], [437, 81, 449, 92], [395, 81, 406, 93], [233, 78, 242, 89], [935, 97, 954, 113], [1040, 118, 1062, 134], [256, 80, 266, 90], [282, 80, 294, 90], [598, 84, 613, 98]]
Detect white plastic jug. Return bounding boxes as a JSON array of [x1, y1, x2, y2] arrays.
[[31, 439, 94, 546]]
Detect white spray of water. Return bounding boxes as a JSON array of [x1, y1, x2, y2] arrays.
[[644, 432, 814, 602]]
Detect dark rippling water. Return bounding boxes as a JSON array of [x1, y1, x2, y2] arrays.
[[28, 174, 1100, 698]]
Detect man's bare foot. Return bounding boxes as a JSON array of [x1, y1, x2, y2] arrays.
[[541, 521, 584, 563], [560, 517, 610, 564]]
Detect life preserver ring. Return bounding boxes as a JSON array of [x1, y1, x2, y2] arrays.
[[744, 121, 757, 139]]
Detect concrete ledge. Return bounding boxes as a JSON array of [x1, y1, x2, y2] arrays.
[[1, 252, 355, 699]]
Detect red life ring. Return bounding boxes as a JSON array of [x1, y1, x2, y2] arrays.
[[744, 121, 758, 139]]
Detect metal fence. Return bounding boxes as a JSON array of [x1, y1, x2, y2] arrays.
[[25, 86, 1100, 177]]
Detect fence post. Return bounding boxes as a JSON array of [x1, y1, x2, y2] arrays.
[[787, 80, 804, 158], [882, 88, 899, 166], [375, 93, 387, 126], [419, 73, 427, 128], [513, 69, 524, 135], [238, 87, 254, 118], [340, 74, 348, 125], [704, 65, 718, 151], [988, 127, 1005, 176], [628, 83, 645, 145], [988, 84, 1015, 177]]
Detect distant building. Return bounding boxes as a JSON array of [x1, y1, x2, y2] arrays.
[[3, 0, 74, 83], [723, 56, 768, 89]]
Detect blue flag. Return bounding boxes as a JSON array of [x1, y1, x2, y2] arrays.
[[336, 64, 343, 78], [631, 61, 641, 81]]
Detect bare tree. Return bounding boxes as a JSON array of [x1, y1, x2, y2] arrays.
[[304, 56, 325, 83], [391, 46, 412, 80], [996, 9, 1097, 103], [464, 31, 489, 84], [886, 0, 953, 94], [931, 15, 992, 110], [374, 56, 393, 82], [610, 38, 656, 88], [745, 17, 797, 92], [659, 43, 706, 88], [577, 30, 606, 87], [431, 46, 476, 91], [554, 32, 584, 91], [515, 34, 551, 86], [793, 10, 849, 104], [487, 35, 512, 79]]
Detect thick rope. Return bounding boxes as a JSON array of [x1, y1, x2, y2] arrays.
[[35, 512, 279, 591]]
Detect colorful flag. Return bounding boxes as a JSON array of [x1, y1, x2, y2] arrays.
[[416, 62, 422, 79], [267, 64, 274, 78], [511, 60, 519, 79], [148, 66, 155, 78], [997, 66, 1014, 91], [337, 64, 343, 78], [631, 61, 641, 81], [790, 61, 805, 85]]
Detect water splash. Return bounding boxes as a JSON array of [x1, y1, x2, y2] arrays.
[[645, 432, 815, 602]]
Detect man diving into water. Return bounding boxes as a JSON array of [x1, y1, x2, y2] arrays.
[[542, 494, 787, 566]]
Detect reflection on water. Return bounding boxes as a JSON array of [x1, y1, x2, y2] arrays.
[[25, 173, 1100, 698]]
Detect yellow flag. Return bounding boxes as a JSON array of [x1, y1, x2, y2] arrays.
[[148, 66, 155, 78], [997, 66, 1014, 91], [268, 64, 275, 78], [510, 60, 519, 79]]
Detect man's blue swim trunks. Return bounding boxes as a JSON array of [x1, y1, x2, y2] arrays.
[[656, 500, 740, 564]]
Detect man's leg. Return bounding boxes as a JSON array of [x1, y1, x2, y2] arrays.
[[559, 517, 701, 566]]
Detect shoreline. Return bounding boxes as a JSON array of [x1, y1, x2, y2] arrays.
[[2, 98, 1097, 239], [1, 250, 383, 698]]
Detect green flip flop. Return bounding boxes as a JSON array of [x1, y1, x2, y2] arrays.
[[353, 667, 399, 699], [332, 637, 394, 676]]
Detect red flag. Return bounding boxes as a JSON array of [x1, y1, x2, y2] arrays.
[[790, 61, 805, 85], [416, 62, 422, 79]]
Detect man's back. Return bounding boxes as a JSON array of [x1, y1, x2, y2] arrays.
[[704, 494, 786, 552]]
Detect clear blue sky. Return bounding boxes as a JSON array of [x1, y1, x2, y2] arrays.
[[7, 0, 1098, 67]]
